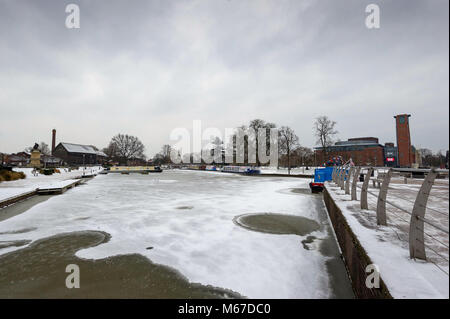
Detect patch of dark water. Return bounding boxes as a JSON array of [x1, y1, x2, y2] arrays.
[[0, 231, 242, 298], [0, 195, 52, 222], [176, 206, 194, 210], [233, 213, 321, 236], [0, 240, 31, 249], [301, 236, 317, 250], [233, 213, 354, 299]]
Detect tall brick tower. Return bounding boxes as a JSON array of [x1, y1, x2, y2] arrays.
[[394, 114, 412, 167]]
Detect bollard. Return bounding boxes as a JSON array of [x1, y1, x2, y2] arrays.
[[340, 167, 346, 190], [361, 167, 373, 210], [351, 167, 361, 200], [409, 169, 437, 260], [376, 168, 392, 226], [345, 167, 354, 195], [336, 167, 342, 185]]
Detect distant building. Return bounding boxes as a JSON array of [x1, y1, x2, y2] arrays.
[[53, 142, 106, 165], [6, 153, 30, 167], [384, 142, 398, 167], [315, 137, 385, 166]]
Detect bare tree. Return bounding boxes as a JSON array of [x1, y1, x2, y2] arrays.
[[295, 146, 314, 167], [40, 142, 51, 155], [210, 136, 224, 163], [314, 116, 338, 157], [421, 149, 447, 168], [279, 126, 299, 175], [102, 142, 118, 161], [228, 125, 249, 164], [152, 153, 165, 166], [248, 119, 276, 166], [161, 144, 172, 163], [110, 134, 145, 164]]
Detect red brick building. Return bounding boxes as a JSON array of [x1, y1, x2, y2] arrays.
[[394, 114, 415, 167], [53, 142, 106, 165], [315, 137, 385, 166]]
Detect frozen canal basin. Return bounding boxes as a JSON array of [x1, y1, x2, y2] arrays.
[[0, 170, 353, 298]]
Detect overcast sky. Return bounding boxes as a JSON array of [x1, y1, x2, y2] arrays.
[[0, 0, 448, 157]]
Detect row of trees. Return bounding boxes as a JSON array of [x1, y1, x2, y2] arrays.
[[149, 117, 337, 174], [420, 149, 448, 168], [21, 116, 339, 172]]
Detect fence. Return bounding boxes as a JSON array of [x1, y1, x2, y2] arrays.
[[330, 166, 449, 274]]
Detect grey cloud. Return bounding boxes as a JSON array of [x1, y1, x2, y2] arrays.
[[0, 0, 448, 156]]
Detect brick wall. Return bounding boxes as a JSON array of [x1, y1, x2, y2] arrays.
[[316, 146, 385, 166]]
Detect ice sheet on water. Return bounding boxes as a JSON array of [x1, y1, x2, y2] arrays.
[[0, 171, 337, 298]]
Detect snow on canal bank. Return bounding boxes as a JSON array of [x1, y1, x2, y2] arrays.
[[0, 170, 352, 298], [0, 167, 102, 202], [0, 167, 102, 199], [325, 181, 449, 299], [0, 187, 36, 202]]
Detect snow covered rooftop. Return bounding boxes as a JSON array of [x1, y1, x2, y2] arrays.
[[59, 143, 106, 157]]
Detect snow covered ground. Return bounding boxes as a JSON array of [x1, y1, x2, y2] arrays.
[[0, 167, 102, 202], [0, 170, 349, 298], [0, 187, 36, 202], [325, 178, 449, 299]]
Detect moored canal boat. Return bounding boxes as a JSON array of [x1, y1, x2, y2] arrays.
[[108, 166, 163, 174], [221, 166, 261, 175]]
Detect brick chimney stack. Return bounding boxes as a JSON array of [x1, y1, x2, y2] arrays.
[[52, 129, 56, 155]]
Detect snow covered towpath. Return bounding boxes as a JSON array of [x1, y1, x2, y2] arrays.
[[324, 179, 449, 299]]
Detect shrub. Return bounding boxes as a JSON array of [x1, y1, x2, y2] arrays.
[[0, 170, 26, 182], [39, 168, 55, 175]]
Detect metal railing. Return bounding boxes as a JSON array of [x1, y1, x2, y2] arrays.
[[330, 166, 449, 273]]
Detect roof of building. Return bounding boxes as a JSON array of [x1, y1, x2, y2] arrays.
[[347, 137, 379, 142], [314, 143, 384, 150], [8, 155, 29, 161], [310, 137, 384, 150], [59, 143, 107, 157]]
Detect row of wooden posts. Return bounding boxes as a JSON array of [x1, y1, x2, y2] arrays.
[[330, 166, 443, 261]]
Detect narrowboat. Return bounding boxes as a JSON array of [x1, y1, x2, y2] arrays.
[[107, 166, 163, 174], [188, 165, 206, 170]]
